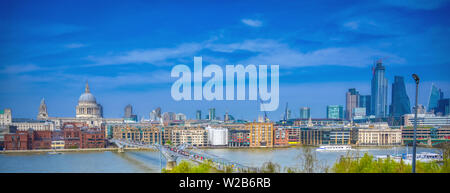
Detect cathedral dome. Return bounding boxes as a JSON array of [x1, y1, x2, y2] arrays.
[[79, 93, 97, 103], [78, 82, 97, 104]]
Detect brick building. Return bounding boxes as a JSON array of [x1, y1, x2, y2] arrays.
[[274, 127, 289, 146]]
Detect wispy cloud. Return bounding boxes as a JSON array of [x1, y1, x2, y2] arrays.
[[0, 64, 42, 74], [241, 19, 263, 27], [86, 43, 203, 66], [64, 43, 87, 49], [207, 39, 406, 67]]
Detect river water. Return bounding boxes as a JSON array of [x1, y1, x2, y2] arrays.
[[0, 147, 442, 173]]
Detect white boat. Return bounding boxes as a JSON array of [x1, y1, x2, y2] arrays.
[[316, 145, 353, 152], [376, 152, 443, 164]]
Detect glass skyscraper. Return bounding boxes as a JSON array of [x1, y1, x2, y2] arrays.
[[359, 95, 371, 116], [371, 60, 388, 118], [428, 84, 444, 113], [299, 107, 310, 119], [196, 110, 202, 120], [389, 76, 411, 118], [327, 105, 344, 119]]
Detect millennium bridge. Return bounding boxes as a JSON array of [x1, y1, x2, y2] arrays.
[[109, 139, 258, 172]]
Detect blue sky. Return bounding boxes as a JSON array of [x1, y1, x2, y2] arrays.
[[1, 0, 450, 120]]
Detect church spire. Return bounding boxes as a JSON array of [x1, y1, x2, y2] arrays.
[[37, 97, 48, 120], [85, 81, 90, 93]]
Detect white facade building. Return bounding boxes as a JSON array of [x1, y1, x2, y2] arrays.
[[206, 126, 228, 146]]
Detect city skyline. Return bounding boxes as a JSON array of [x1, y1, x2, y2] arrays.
[[1, 0, 450, 120]]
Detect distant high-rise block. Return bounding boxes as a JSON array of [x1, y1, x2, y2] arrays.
[[327, 105, 344, 119], [437, 99, 450, 116], [299, 107, 310, 119], [428, 84, 444, 113], [346, 88, 360, 120], [389, 76, 411, 118], [209, 108, 216, 121], [371, 60, 388, 118], [196, 110, 202, 120], [124, 104, 133, 118], [359, 95, 371, 116]]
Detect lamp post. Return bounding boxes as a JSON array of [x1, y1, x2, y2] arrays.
[[412, 74, 419, 173]]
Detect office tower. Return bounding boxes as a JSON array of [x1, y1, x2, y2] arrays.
[[359, 95, 371, 116], [428, 84, 444, 113], [371, 60, 388, 118], [437, 99, 450, 116], [327, 105, 344, 119], [299, 107, 311, 119], [196, 110, 202, 120], [124, 104, 133, 118], [389, 76, 411, 118], [345, 88, 360, 120], [124, 104, 137, 122], [287, 109, 292, 120], [209, 108, 216, 121]]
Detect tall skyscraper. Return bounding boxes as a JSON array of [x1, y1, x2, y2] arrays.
[[124, 104, 133, 118], [196, 110, 202, 120], [209, 108, 216, 120], [299, 107, 311, 119], [389, 76, 411, 118], [345, 88, 360, 120], [327, 105, 344, 119], [371, 60, 388, 118], [428, 84, 444, 113], [359, 95, 371, 116]]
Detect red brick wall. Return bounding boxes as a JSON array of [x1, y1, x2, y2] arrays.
[[4, 133, 28, 150]]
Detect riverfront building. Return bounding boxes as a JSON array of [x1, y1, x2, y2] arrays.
[[170, 127, 208, 147], [402, 126, 450, 146], [228, 129, 250, 147], [247, 122, 274, 147], [356, 128, 402, 146], [110, 123, 166, 145], [206, 126, 228, 146], [273, 127, 289, 146]]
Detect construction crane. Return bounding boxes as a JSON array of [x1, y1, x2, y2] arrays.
[[258, 96, 269, 122]]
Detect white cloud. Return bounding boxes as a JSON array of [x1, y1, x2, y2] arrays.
[[87, 43, 203, 66], [241, 19, 263, 27], [209, 39, 406, 67]]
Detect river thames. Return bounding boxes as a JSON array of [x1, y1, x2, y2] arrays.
[[0, 146, 442, 173]]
